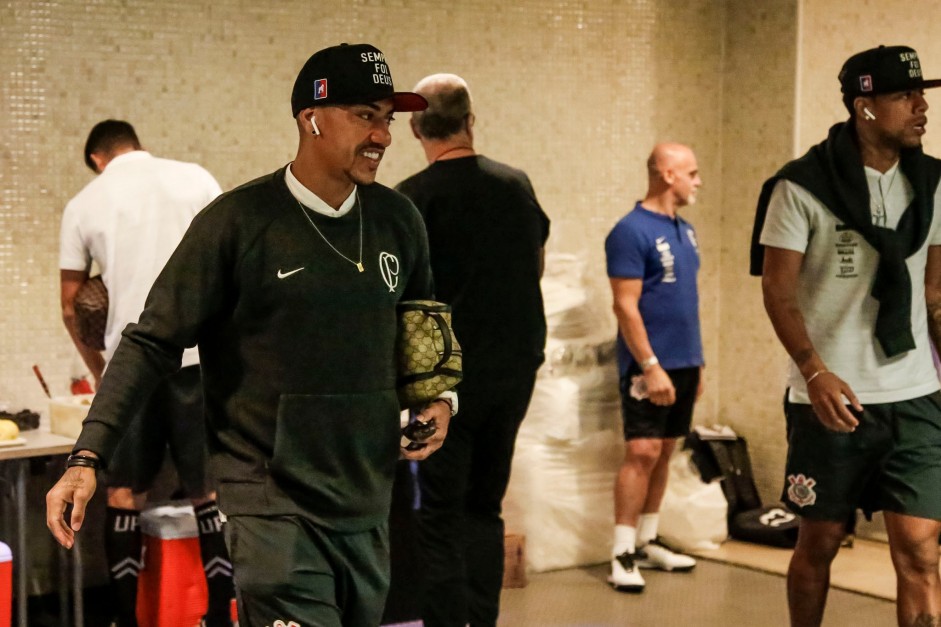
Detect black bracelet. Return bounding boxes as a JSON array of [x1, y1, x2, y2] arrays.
[[66, 454, 101, 471]]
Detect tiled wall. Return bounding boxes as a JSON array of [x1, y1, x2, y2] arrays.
[[717, 0, 798, 505], [0, 0, 724, 419], [799, 0, 941, 156]]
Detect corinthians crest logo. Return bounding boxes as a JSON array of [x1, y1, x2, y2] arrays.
[[379, 252, 399, 292], [786, 473, 817, 507]]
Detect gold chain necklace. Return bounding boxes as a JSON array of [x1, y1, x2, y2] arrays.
[[297, 192, 365, 272]]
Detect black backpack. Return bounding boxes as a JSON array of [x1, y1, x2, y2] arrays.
[[684, 429, 799, 548]]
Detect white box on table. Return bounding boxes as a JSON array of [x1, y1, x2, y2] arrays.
[[48, 394, 94, 439]]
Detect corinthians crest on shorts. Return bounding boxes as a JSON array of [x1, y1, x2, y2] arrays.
[[787, 473, 817, 507]]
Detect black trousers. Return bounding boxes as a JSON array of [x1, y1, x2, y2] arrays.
[[417, 372, 538, 627]]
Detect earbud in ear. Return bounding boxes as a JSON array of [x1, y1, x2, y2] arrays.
[[310, 116, 321, 135], [863, 107, 876, 121]]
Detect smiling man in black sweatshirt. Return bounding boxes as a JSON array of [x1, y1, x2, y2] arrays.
[[46, 42, 454, 627]]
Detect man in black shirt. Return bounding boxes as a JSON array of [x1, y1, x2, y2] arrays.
[[47, 43, 454, 627], [397, 73, 550, 627]]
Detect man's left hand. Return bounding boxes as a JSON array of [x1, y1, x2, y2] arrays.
[[401, 399, 452, 460]]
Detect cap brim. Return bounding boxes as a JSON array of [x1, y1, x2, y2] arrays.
[[923, 79, 941, 90], [392, 92, 428, 112]]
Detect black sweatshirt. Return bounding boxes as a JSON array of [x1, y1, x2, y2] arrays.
[[75, 166, 433, 532]]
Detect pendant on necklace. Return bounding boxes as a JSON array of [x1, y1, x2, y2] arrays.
[[356, 262, 365, 273]]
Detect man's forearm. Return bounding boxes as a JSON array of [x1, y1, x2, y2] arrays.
[[615, 307, 656, 364], [762, 286, 825, 379], [62, 310, 105, 383]]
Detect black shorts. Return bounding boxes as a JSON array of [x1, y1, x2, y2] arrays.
[[105, 365, 209, 496], [619, 366, 700, 440]]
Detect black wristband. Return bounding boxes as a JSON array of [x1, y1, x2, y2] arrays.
[[66, 454, 101, 470]]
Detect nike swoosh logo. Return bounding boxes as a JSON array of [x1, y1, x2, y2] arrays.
[[277, 267, 305, 279]]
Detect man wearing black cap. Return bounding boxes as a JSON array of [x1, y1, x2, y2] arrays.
[[753, 45, 941, 626], [46, 43, 454, 627]]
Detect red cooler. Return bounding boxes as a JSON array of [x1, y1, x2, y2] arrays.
[[0, 542, 10, 627], [137, 504, 207, 627]]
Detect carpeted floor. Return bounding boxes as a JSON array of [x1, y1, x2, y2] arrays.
[[690, 537, 897, 600]]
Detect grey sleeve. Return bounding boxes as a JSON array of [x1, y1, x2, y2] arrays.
[[759, 179, 812, 254]]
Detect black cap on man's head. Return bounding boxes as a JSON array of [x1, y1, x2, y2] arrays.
[[291, 43, 427, 117], [839, 45, 941, 99]]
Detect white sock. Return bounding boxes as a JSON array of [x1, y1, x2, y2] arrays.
[[637, 513, 659, 547], [613, 525, 637, 557]]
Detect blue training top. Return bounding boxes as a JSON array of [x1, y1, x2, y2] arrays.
[[605, 202, 703, 377]]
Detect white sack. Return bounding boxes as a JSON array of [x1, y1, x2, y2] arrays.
[[658, 450, 728, 552]]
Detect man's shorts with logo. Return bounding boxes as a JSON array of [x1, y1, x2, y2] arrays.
[[782, 392, 941, 521], [619, 366, 700, 440]]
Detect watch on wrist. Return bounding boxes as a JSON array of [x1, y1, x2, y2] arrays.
[[640, 355, 659, 370]]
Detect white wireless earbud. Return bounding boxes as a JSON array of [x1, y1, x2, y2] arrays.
[[310, 116, 321, 135], [863, 107, 876, 121]]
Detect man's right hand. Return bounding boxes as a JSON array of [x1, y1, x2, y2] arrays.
[[806, 371, 861, 433], [644, 365, 676, 406], [46, 466, 98, 549]]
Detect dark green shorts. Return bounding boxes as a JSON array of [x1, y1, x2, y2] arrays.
[[226, 514, 390, 627], [782, 392, 941, 521]]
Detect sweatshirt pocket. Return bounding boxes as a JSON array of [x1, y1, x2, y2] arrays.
[[269, 390, 401, 525]]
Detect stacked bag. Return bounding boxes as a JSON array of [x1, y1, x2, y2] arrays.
[[684, 425, 800, 548], [502, 254, 624, 571]]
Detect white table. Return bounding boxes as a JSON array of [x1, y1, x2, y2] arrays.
[[0, 429, 81, 627]]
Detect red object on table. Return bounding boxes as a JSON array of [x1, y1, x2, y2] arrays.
[[70, 377, 94, 395]]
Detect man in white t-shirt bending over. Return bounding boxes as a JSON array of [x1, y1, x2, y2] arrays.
[[59, 119, 233, 627]]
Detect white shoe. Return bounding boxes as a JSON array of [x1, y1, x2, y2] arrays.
[[636, 539, 696, 572], [607, 551, 646, 592]]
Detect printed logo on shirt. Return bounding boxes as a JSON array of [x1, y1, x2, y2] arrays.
[[655, 237, 676, 283], [379, 252, 399, 292], [786, 473, 817, 507], [686, 228, 699, 252], [833, 226, 858, 278], [277, 267, 305, 279], [314, 79, 328, 100], [267, 621, 300, 627]]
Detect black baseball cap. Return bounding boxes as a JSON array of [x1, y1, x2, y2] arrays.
[[291, 43, 427, 117], [839, 45, 941, 98]]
